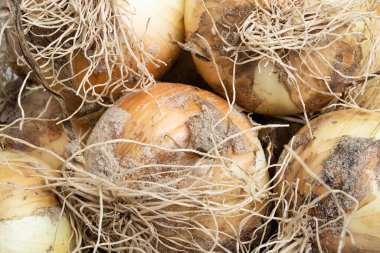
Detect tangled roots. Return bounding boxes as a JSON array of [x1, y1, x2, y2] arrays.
[[57, 155, 274, 252], [233, 0, 380, 82], [7, 0, 159, 107], [342, 77, 380, 110], [257, 147, 359, 253]]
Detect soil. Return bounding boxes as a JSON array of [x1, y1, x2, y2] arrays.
[[86, 106, 131, 177], [321, 136, 380, 206], [186, 102, 253, 155]]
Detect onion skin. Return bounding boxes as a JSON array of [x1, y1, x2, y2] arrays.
[[0, 150, 73, 253], [86, 82, 269, 252], [1, 90, 70, 169], [279, 109, 380, 252], [3, 30, 24, 78], [185, 0, 380, 115], [353, 77, 380, 110]]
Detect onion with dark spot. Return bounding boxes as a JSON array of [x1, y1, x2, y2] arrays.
[[277, 109, 380, 252], [185, 0, 380, 115], [84, 82, 270, 252]]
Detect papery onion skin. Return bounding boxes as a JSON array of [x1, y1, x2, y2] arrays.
[[85, 82, 269, 252], [352, 77, 380, 110], [0, 150, 73, 253], [2, 24, 24, 78], [279, 109, 380, 252], [184, 0, 380, 115]]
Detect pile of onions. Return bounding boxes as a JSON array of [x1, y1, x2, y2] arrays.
[[7, 0, 185, 105], [0, 150, 73, 253], [75, 82, 270, 252], [184, 0, 380, 115], [276, 109, 380, 252]]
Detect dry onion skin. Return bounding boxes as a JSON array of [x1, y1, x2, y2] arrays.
[[274, 109, 380, 252], [64, 82, 270, 252], [0, 150, 73, 253], [185, 0, 380, 115], [6, 0, 185, 108], [345, 77, 380, 110]]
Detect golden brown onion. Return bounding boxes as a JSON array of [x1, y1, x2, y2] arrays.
[[85, 82, 269, 252], [1, 89, 92, 169], [185, 0, 380, 115], [278, 109, 380, 252], [0, 150, 73, 253], [71, 0, 186, 96], [8, 0, 185, 103]]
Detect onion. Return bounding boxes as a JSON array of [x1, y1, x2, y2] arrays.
[[184, 0, 380, 115], [0, 150, 73, 253], [1, 89, 92, 169], [277, 109, 380, 252], [84, 82, 269, 252], [8, 0, 185, 103]]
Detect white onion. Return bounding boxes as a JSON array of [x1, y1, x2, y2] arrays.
[[0, 150, 73, 253]]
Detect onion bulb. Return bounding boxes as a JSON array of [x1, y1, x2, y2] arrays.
[[1, 89, 92, 169], [85, 82, 269, 252], [0, 150, 73, 253], [277, 109, 380, 252], [185, 0, 380, 115], [8, 0, 185, 103]]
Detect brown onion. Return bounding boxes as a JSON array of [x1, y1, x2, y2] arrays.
[[277, 109, 380, 252], [185, 0, 380, 115], [1, 89, 93, 169], [8, 0, 185, 103], [85, 82, 270, 252]]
